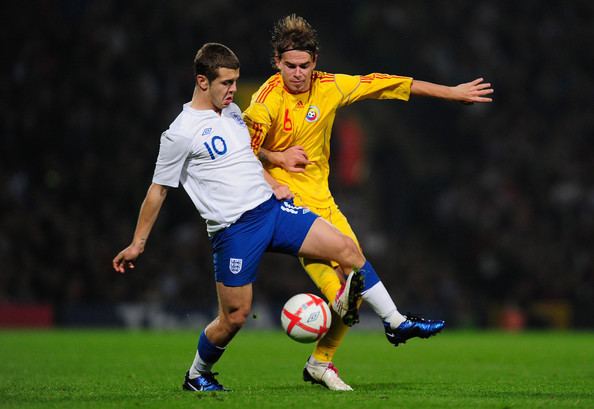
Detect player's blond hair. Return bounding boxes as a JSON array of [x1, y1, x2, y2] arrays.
[[270, 14, 319, 67]]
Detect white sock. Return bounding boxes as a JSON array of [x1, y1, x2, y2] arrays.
[[362, 281, 406, 328], [188, 351, 212, 378]]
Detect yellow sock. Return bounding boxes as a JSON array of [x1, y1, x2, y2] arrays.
[[301, 258, 349, 363], [312, 310, 350, 362]]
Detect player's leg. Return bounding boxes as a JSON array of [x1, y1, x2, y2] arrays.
[[269, 201, 363, 326], [299, 258, 354, 391], [185, 199, 272, 392], [327, 207, 408, 330], [184, 283, 252, 392], [301, 210, 446, 347], [328, 206, 445, 346], [301, 258, 344, 303], [206, 282, 253, 345], [297, 217, 366, 328], [299, 206, 358, 388], [298, 217, 364, 269], [295, 203, 358, 389], [269, 202, 357, 390]]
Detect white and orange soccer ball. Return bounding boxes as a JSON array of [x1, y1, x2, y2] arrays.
[[281, 293, 332, 343]]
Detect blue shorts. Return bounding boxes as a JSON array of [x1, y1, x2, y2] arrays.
[[210, 196, 319, 286]]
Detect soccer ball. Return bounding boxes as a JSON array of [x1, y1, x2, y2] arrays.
[[280, 293, 332, 343]]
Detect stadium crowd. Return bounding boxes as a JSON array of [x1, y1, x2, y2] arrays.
[[1, 1, 592, 327]]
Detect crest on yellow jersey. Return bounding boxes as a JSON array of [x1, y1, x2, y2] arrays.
[[305, 105, 320, 123]]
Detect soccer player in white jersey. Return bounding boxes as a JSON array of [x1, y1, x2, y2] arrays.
[[113, 43, 374, 392]]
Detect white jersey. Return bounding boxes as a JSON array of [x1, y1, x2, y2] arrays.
[[152, 102, 273, 234]]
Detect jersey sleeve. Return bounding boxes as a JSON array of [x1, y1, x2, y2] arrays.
[[152, 130, 193, 188], [243, 75, 284, 154], [334, 73, 413, 107], [243, 101, 272, 155]]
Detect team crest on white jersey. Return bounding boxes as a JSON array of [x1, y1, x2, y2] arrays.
[[230, 112, 247, 128], [229, 258, 243, 274]]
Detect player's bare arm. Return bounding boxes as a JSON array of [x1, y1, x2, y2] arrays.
[[112, 183, 169, 273], [260, 146, 311, 173], [262, 169, 294, 200], [411, 77, 494, 103]]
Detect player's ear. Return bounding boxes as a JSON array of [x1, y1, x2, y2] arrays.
[[196, 74, 209, 91], [274, 54, 282, 70]]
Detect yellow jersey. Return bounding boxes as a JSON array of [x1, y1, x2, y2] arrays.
[[243, 71, 413, 208]]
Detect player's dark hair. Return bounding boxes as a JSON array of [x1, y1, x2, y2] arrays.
[[270, 14, 319, 68], [194, 43, 240, 82]]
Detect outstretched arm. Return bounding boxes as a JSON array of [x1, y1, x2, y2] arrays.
[[411, 77, 493, 103], [112, 183, 169, 273]]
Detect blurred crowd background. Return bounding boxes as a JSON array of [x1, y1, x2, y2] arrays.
[[1, 1, 593, 329]]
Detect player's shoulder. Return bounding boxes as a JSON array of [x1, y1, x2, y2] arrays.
[[252, 73, 283, 104], [224, 103, 247, 127], [245, 74, 283, 121], [313, 70, 337, 84], [225, 102, 242, 116], [313, 71, 356, 92], [167, 104, 211, 140], [162, 123, 193, 145], [318, 72, 365, 97]]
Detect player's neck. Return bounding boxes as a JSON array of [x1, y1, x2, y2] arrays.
[[190, 87, 222, 114]]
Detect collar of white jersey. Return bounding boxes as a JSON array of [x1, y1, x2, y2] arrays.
[[183, 102, 238, 117]]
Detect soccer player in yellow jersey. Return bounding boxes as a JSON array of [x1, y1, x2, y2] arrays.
[[243, 15, 493, 391]]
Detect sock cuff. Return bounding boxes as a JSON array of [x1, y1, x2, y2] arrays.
[[359, 260, 380, 291], [198, 330, 225, 364]]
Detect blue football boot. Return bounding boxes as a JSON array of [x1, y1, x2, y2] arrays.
[[384, 315, 445, 346], [182, 371, 227, 392]]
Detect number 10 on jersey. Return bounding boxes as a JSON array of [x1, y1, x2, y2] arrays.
[[204, 136, 228, 160]]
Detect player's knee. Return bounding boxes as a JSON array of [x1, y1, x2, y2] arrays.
[[337, 236, 364, 267], [225, 307, 250, 332]]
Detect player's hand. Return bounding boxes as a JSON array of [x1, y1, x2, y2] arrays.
[[112, 245, 142, 274], [280, 146, 312, 173], [272, 184, 295, 200], [453, 78, 494, 104]]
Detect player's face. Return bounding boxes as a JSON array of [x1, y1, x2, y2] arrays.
[[209, 67, 240, 111], [275, 50, 316, 94]]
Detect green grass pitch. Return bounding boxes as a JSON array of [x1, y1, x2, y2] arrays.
[[1, 329, 593, 408]]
